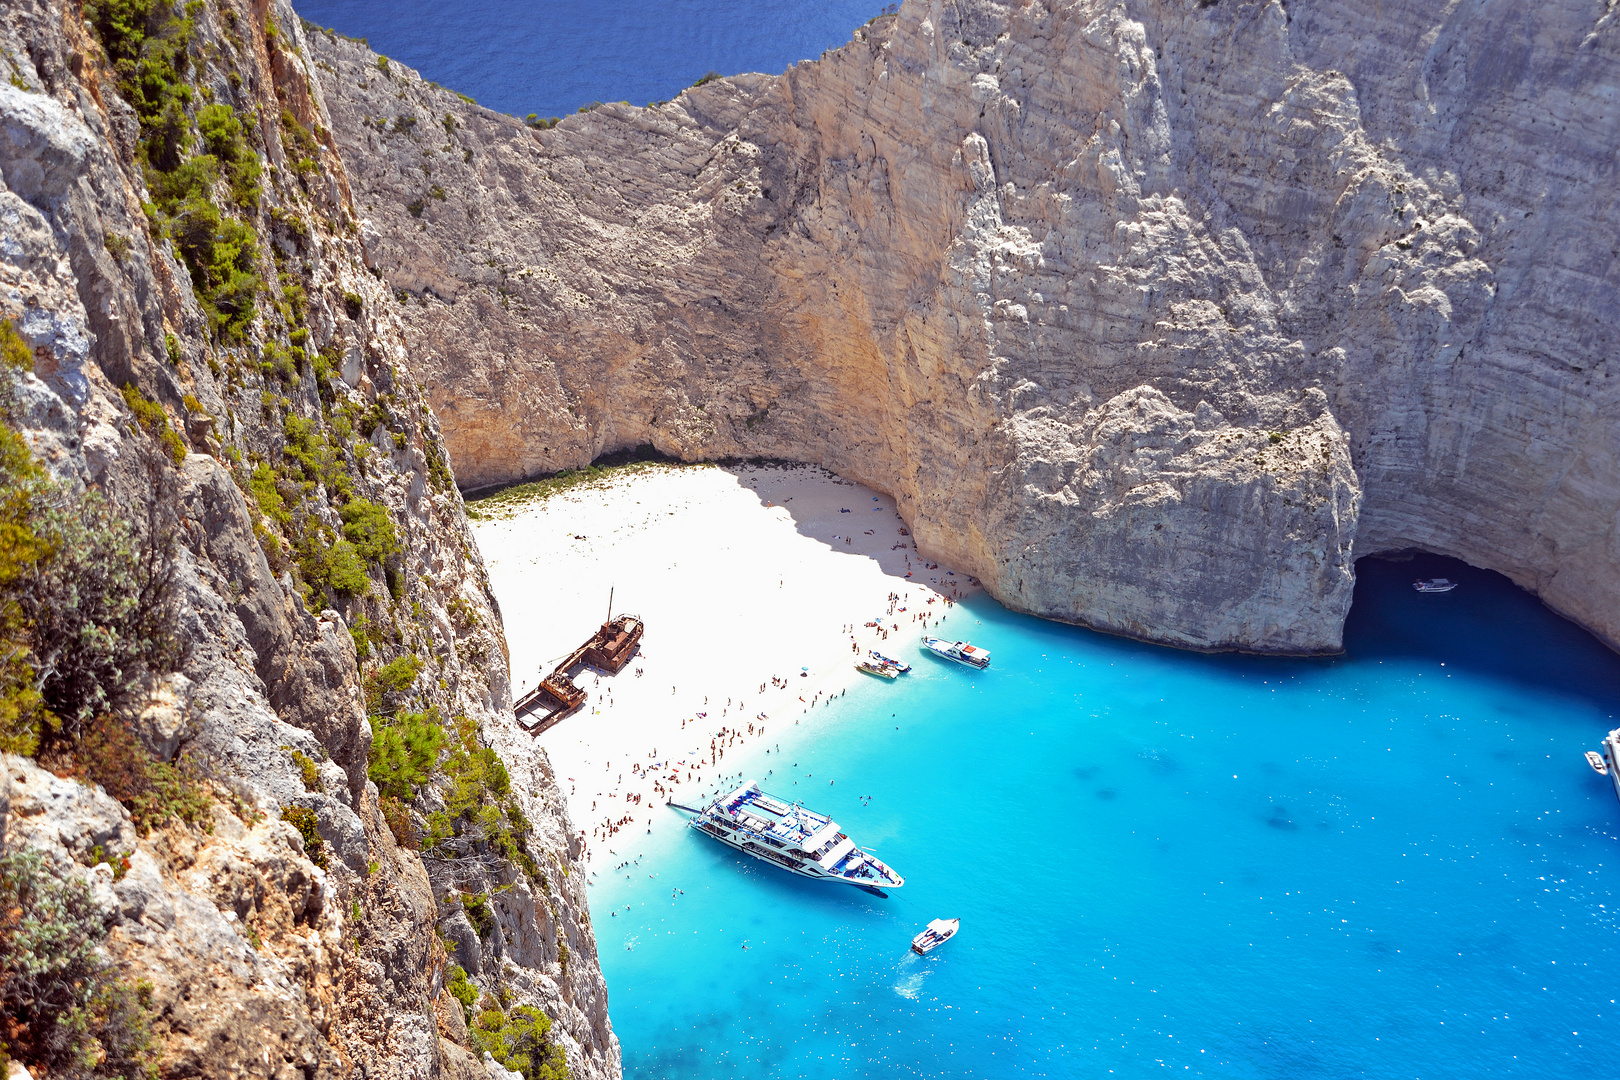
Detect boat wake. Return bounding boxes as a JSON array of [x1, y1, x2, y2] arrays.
[[892, 962, 929, 1000]]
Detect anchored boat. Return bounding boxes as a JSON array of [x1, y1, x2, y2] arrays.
[[856, 659, 899, 680], [1591, 730, 1620, 804], [910, 918, 960, 955], [868, 650, 911, 673], [922, 635, 990, 669], [1413, 578, 1457, 593], [677, 781, 904, 894]]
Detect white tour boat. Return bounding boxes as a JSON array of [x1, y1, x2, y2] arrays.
[[1413, 578, 1457, 593], [911, 918, 960, 954], [922, 635, 990, 669], [1593, 730, 1620, 805], [681, 781, 904, 895], [868, 650, 911, 673], [856, 659, 899, 680]]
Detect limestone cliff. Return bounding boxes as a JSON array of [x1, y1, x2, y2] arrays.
[[310, 0, 1620, 655], [0, 2, 614, 1079]]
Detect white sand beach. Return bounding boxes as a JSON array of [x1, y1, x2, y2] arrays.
[[470, 463, 979, 874]]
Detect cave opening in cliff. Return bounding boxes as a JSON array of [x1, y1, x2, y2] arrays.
[[1344, 552, 1620, 711]]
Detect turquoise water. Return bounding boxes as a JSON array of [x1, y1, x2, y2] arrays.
[[295, 0, 882, 120], [592, 554, 1620, 1078]]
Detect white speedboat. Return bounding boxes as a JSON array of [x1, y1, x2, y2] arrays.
[[911, 918, 959, 954], [1413, 578, 1457, 593], [1586, 751, 1609, 776], [856, 659, 898, 680], [868, 650, 911, 674], [682, 782, 904, 895], [922, 635, 990, 669]]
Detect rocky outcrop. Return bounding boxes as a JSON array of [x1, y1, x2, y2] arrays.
[[311, 0, 1620, 655], [0, 1, 614, 1078]]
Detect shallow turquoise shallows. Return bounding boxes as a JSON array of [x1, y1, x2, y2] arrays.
[[591, 554, 1618, 1078]]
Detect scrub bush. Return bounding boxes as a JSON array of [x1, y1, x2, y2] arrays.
[[0, 848, 159, 1080], [339, 499, 398, 563], [461, 891, 493, 936], [471, 1003, 567, 1080], [69, 716, 212, 836], [445, 963, 478, 1019], [5, 444, 180, 749], [280, 805, 327, 869], [291, 749, 321, 791], [367, 707, 446, 801], [119, 384, 186, 464], [424, 715, 542, 883]]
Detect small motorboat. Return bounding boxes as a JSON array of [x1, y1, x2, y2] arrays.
[[1413, 578, 1457, 593], [868, 650, 911, 674], [1586, 750, 1609, 776], [856, 660, 899, 680], [911, 918, 960, 954]]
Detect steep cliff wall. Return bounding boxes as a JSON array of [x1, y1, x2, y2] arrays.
[[0, 2, 614, 1078], [311, 0, 1620, 656]]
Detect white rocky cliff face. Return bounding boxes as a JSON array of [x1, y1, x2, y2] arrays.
[[312, 0, 1620, 655], [0, 2, 615, 1079]]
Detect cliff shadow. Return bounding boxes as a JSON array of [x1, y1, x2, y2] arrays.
[[1341, 551, 1620, 715], [717, 461, 979, 600]]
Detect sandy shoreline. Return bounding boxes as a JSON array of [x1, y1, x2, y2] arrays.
[[470, 463, 979, 875]]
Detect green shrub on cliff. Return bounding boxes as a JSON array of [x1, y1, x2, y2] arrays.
[[340, 498, 398, 563], [368, 707, 446, 801], [422, 715, 543, 885], [0, 414, 46, 754], [196, 103, 262, 208], [281, 805, 328, 869], [0, 848, 159, 1080], [445, 963, 478, 1020], [0, 427, 179, 753], [472, 1002, 567, 1080], [86, 0, 264, 341]]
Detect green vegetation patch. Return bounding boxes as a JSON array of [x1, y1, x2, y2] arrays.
[[472, 1002, 567, 1080], [290, 749, 321, 791], [87, 0, 264, 341], [281, 805, 328, 869], [339, 498, 398, 563], [120, 383, 186, 464], [368, 706, 446, 802], [0, 320, 31, 371], [445, 963, 478, 1020], [465, 448, 687, 520], [0, 847, 159, 1080], [0, 410, 181, 757], [424, 715, 543, 885]]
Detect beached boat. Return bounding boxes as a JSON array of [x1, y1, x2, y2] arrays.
[[856, 660, 899, 680], [910, 918, 959, 954], [680, 781, 904, 894], [868, 650, 911, 674], [1413, 578, 1457, 593], [922, 635, 990, 669], [1597, 730, 1620, 804]]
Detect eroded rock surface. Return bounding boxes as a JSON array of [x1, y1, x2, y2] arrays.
[[312, 0, 1620, 654], [0, 1, 615, 1077]]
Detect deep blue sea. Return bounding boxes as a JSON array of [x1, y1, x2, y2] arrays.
[[592, 554, 1620, 1078], [294, 0, 884, 120]]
